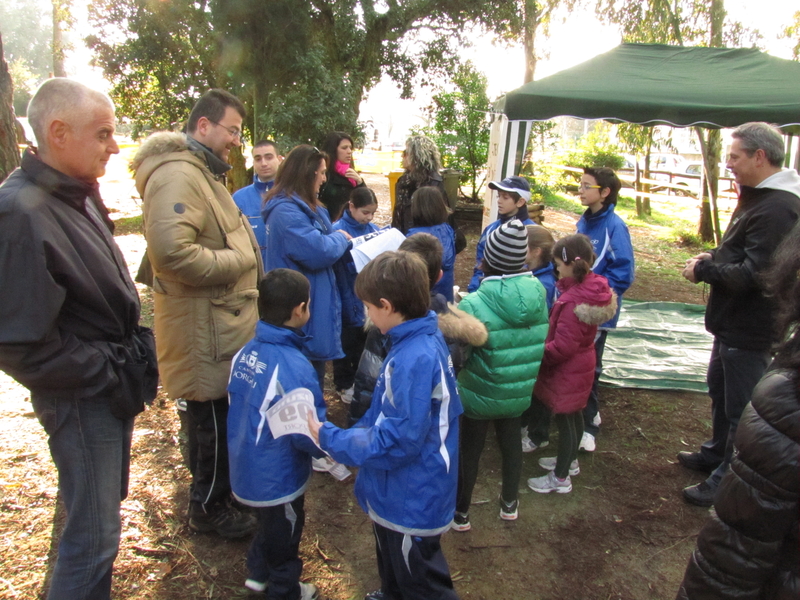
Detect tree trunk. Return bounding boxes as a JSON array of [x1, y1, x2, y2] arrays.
[[694, 127, 716, 243], [523, 0, 540, 83], [226, 145, 248, 194], [0, 32, 21, 183], [52, 0, 67, 77], [642, 127, 653, 215]]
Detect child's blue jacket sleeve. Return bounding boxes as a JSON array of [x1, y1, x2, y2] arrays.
[[319, 353, 436, 469]]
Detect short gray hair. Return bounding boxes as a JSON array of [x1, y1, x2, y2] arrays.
[[27, 78, 113, 151], [732, 122, 785, 168]]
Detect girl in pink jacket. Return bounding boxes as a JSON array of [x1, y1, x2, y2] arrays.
[[528, 234, 617, 494]]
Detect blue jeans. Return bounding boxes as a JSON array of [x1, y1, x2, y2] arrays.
[[701, 339, 770, 488], [32, 395, 134, 600]]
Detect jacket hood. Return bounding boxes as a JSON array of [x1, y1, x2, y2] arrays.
[[558, 272, 618, 325], [581, 203, 616, 223], [477, 273, 542, 326], [438, 304, 489, 347], [130, 132, 210, 196], [254, 320, 308, 350], [757, 168, 800, 199], [262, 191, 317, 223]]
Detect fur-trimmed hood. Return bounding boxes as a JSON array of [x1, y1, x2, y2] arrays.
[[130, 131, 189, 174], [438, 304, 489, 347], [556, 271, 617, 326]]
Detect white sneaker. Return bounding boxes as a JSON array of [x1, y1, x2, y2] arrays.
[[579, 431, 596, 452], [592, 412, 602, 427], [538, 456, 580, 476], [299, 582, 318, 600], [339, 386, 354, 404], [527, 471, 572, 494], [521, 436, 549, 453], [244, 579, 267, 592]]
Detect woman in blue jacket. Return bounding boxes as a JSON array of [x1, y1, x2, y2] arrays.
[[262, 145, 352, 387]]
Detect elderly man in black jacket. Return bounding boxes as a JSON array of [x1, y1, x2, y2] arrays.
[[0, 79, 155, 600], [679, 122, 800, 507]]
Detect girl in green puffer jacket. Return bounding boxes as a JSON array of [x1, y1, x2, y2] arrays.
[[452, 220, 549, 531]]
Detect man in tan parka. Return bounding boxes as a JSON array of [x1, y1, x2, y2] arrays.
[[132, 89, 261, 538]]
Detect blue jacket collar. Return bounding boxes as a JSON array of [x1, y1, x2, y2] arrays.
[[387, 310, 439, 345], [582, 203, 615, 222], [255, 320, 309, 350], [252, 174, 275, 194]]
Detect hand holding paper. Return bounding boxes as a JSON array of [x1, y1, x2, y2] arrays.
[[266, 388, 321, 443]]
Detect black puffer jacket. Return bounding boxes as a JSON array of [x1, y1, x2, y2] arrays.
[[391, 171, 444, 235], [676, 369, 799, 600]]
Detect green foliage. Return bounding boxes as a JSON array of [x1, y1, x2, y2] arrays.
[[86, 0, 524, 144], [0, 0, 52, 80], [785, 11, 800, 60], [420, 61, 490, 202]]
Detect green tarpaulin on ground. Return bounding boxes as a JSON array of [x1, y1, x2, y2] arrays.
[[498, 44, 800, 128], [601, 301, 712, 393]]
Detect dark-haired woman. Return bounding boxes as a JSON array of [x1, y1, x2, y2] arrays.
[[319, 132, 365, 222], [262, 145, 352, 387], [676, 222, 800, 600]]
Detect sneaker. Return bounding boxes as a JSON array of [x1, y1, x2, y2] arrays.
[[527, 471, 572, 494], [538, 456, 580, 476], [244, 578, 267, 592], [499, 496, 518, 521], [592, 412, 602, 427], [521, 436, 549, 453], [339, 386, 354, 404], [299, 582, 318, 600], [579, 431, 596, 452], [189, 503, 257, 539], [451, 511, 471, 532]]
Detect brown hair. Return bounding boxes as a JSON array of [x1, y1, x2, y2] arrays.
[[526, 225, 555, 267], [399, 233, 443, 289], [553, 234, 595, 283], [411, 186, 450, 227], [265, 144, 327, 208], [187, 89, 246, 135], [355, 251, 430, 320]]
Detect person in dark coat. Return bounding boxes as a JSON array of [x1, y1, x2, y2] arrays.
[[0, 79, 154, 600], [319, 131, 365, 222], [676, 221, 800, 600], [678, 122, 800, 507], [391, 134, 445, 234]]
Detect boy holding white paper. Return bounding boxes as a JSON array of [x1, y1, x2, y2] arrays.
[[308, 251, 463, 600], [227, 268, 326, 599]]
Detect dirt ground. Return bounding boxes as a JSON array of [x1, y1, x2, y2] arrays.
[[0, 170, 715, 599]]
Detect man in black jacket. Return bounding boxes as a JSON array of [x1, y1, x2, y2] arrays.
[[679, 122, 800, 507], [0, 79, 149, 600]]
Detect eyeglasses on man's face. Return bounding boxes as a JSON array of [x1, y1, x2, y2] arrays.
[[209, 119, 243, 141], [578, 183, 602, 190]]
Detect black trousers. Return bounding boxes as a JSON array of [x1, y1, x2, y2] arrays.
[[247, 496, 306, 600], [553, 411, 584, 479], [456, 415, 522, 513], [333, 325, 368, 391], [185, 397, 231, 509], [373, 522, 459, 600], [521, 393, 551, 445], [582, 330, 608, 436]]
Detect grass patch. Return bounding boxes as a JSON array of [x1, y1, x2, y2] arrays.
[[113, 214, 143, 235]]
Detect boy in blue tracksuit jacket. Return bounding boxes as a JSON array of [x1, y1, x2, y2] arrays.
[[575, 167, 635, 451], [309, 251, 462, 600], [468, 175, 536, 292], [228, 268, 326, 599]]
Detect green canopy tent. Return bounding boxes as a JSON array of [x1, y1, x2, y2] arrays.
[[485, 43, 800, 185], [498, 43, 800, 128]]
